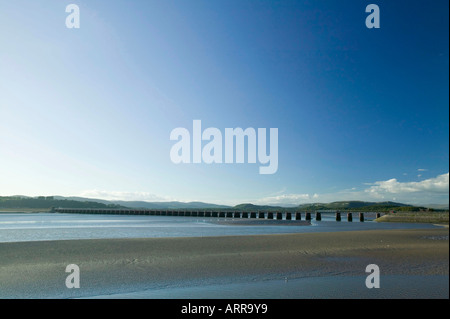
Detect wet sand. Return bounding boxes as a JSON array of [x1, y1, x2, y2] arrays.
[[212, 219, 311, 226], [0, 228, 448, 298]]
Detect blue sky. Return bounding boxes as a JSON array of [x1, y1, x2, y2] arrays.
[[0, 0, 448, 206]]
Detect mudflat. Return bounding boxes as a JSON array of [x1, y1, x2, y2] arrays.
[[0, 228, 448, 298]]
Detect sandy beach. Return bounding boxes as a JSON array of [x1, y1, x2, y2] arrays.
[[0, 227, 448, 298]]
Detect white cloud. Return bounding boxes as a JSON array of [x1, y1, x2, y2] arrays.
[[364, 173, 449, 195], [81, 174, 449, 207], [254, 173, 449, 206], [417, 168, 428, 172]]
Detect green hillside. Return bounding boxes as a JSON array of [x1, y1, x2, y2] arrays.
[[233, 201, 430, 212], [233, 203, 287, 211], [296, 201, 421, 212], [0, 196, 437, 212], [0, 196, 124, 210]]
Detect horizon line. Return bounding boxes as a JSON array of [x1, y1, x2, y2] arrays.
[[2, 194, 448, 209]]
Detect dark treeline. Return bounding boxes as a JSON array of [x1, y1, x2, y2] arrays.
[[0, 196, 441, 212], [0, 196, 123, 210]]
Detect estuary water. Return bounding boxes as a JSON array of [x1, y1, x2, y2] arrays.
[[0, 213, 448, 299], [0, 212, 441, 243]]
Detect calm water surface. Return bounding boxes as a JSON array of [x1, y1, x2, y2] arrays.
[[0, 213, 442, 243]]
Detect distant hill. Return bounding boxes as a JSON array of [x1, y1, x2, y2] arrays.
[[1, 196, 229, 210], [0, 196, 124, 210], [423, 203, 450, 210], [296, 201, 427, 212], [111, 200, 230, 209], [1, 196, 440, 212], [233, 201, 431, 212], [53, 197, 230, 209], [233, 203, 286, 211], [298, 201, 406, 210]]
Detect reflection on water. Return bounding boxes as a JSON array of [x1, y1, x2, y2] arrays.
[[0, 213, 441, 243]]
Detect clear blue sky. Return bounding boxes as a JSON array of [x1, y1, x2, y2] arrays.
[[0, 0, 448, 206]]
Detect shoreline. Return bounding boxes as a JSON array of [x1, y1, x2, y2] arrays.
[[0, 228, 448, 298], [376, 212, 449, 224]]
